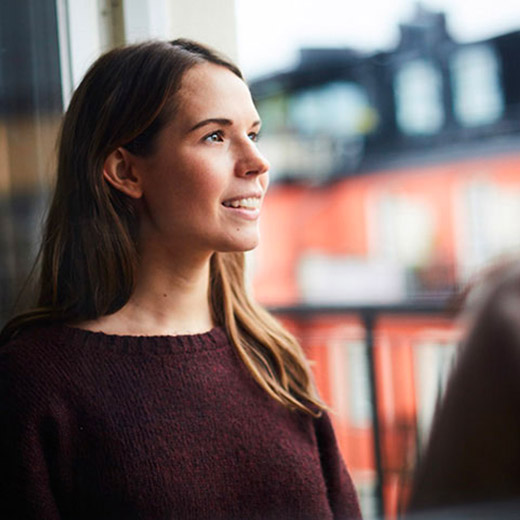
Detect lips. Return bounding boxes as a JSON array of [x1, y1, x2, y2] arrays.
[[222, 197, 261, 210], [222, 193, 263, 210]]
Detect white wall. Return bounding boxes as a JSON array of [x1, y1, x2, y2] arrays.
[[168, 0, 238, 62], [57, 0, 239, 104], [123, 0, 238, 60]]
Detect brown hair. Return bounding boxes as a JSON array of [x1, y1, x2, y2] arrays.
[[1, 39, 323, 416]]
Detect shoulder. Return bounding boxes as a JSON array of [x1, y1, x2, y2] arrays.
[[313, 411, 363, 518], [0, 324, 73, 403], [1, 323, 69, 366], [312, 411, 345, 466]]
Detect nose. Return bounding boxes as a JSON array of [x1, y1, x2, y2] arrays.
[[235, 139, 270, 177]]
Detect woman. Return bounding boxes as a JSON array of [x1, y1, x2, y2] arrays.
[[0, 40, 362, 519]]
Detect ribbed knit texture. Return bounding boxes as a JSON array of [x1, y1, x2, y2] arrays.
[[0, 324, 362, 520]]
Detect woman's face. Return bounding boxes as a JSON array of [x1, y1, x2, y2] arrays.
[[132, 62, 270, 259]]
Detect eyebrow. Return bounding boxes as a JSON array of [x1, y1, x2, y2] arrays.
[[188, 118, 261, 132]]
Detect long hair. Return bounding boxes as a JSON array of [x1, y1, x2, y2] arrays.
[[1, 39, 324, 416]]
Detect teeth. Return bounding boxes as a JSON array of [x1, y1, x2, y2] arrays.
[[223, 197, 260, 209]]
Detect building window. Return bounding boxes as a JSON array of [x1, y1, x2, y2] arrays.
[[377, 193, 435, 266], [459, 178, 520, 280], [255, 81, 376, 181], [451, 45, 504, 127], [394, 59, 444, 135], [287, 81, 376, 137]]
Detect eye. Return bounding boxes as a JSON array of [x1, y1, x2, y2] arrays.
[[204, 130, 224, 143], [248, 131, 260, 143]]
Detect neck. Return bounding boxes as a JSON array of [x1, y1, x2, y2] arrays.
[[76, 244, 215, 336], [128, 251, 214, 335]]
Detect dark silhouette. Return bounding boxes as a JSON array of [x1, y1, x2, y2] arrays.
[[407, 263, 520, 517]]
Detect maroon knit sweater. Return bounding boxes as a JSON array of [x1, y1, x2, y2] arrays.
[[0, 324, 362, 520]]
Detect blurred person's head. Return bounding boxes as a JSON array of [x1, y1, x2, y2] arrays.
[[407, 260, 520, 514]]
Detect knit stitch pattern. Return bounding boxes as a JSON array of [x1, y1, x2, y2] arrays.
[[0, 324, 362, 519]]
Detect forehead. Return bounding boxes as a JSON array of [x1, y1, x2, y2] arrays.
[[176, 63, 258, 123]]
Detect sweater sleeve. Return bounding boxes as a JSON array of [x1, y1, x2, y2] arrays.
[[0, 351, 63, 520], [315, 412, 363, 520]]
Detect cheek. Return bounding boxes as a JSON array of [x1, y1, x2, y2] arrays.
[[141, 152, 228, 219], [182, 160, 229, 200]]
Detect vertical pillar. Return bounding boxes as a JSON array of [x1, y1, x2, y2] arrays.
[[363, 310, 385, 518]]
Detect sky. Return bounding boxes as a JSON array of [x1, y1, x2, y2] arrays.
[[235, 0, 520, 79]]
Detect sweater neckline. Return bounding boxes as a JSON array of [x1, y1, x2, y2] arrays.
[[55, 323, 229, 355]]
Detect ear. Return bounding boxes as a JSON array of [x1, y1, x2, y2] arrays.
[[103, 148, 143, 199]]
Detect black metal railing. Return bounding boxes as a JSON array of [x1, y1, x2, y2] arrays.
[[270, 301, 455, 519]]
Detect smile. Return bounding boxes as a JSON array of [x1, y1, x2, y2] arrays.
[[222, 197, 261, 210]]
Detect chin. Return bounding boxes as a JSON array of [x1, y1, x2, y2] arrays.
[[217, 235, 260, 253]]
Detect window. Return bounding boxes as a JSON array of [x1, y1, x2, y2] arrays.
[[459, 179, 520, 280], [451, 45, 504, 127], [255, 81, 376, 180], [288, 81, 376, 137], [395, 59, 444, 135], [376, 193, 435, 266]]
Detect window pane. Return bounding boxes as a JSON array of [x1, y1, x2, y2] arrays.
[[395, 59, 444, 135], [288, 81, 376, 137], [451, 45, 504, 127]]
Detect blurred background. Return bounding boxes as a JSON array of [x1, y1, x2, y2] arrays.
[[2, 1, 520, 518]]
